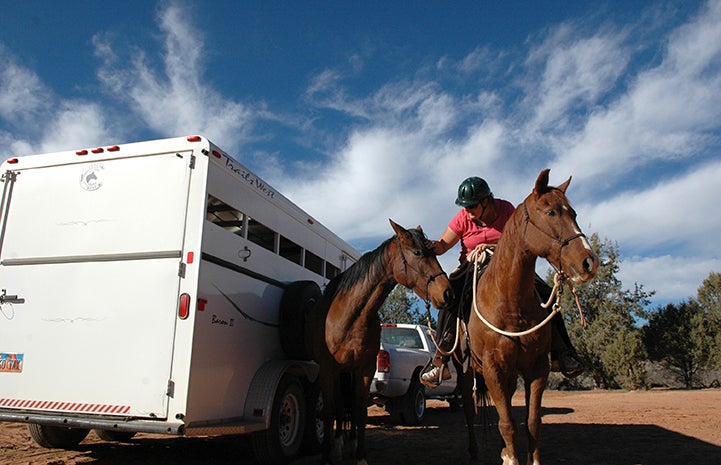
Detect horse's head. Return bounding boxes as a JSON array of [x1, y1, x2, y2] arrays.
[[389, 219, 454, 310], [521, 169, 599, 284]]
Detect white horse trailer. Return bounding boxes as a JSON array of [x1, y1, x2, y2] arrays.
[[0, 135, 359, 464]]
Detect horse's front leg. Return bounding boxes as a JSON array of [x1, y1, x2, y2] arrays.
[[523, 366, 548, 465], [484, 367, 520, 465], [318, 373, 336, 465]]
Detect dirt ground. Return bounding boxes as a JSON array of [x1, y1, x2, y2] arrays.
[[2, 388, 720, 465]]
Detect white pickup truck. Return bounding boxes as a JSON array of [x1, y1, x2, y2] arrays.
[[369, 323, 460, 425]]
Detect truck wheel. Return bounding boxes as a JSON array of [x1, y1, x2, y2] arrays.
[[279, 281, 321, 360], [27, 424, 89, 449], [400, 379, 426, 426], [252, 375, 307, 464], [93, 429, 136, 442]]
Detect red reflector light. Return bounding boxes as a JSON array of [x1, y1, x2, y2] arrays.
[[187, 135, 201, 142], [211, 150, 222, 158], [197, 298, 207, 311], [107, 145, 120, 152], [7, 158, 18, 164], [187, 251, 194, 264], [377, 350, 390, 373], [178, 293, 191, 320], [76, 150, 88, 155], [91, 147, 104, 153]]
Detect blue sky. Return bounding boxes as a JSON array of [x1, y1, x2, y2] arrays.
[[2, 0, 720, 308]]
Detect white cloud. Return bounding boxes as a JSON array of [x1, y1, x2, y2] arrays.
[[619, 254, 721, 304], [582, 159, 721, 256], [92, 3, 256, 152], [552, 2, 721, 183]]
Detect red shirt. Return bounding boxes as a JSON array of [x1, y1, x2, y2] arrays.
[[448, 198, 515, 263]]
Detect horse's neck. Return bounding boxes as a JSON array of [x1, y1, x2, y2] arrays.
[[483, 215, 538, 306]]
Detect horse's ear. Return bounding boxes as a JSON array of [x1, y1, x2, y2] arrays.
[[416, 225, 423, 233], [389, 219, 405, 236], [557, 176, 572, 193], [534, 169, 551, 195]]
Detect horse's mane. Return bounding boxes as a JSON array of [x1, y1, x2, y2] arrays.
[[326, 227, 431, 299]]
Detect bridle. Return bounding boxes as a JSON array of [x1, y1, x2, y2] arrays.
[[395, 235, 447, 305], [522, 196, 586, 275]]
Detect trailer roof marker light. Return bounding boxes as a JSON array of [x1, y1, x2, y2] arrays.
[[211, 150, 222, 159], [178, 293, 191, 320], [7, 158, 18, 164], [76, 150, 88, 156], [91, 147, 104, 154], [187, 135, 202, 142], [107, 145, 120, 152]]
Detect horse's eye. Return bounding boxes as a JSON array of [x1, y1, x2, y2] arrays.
[[412, 249, 422, 257], [547, 209, 557, 217]]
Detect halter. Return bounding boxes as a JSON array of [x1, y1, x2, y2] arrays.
[[395, 235, 447, 307], [522, 198, 586, 275]]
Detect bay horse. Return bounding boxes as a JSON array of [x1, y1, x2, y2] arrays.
[[306, 219, 453, 465], [459, 169, 598, 465]]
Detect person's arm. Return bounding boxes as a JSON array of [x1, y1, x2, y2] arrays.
[[431, 227, 459, 255]]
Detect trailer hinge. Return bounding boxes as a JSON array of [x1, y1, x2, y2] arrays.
[[178, 262, 186, 278], [189, 155, 196, 169], [167, 380, 175, 398]]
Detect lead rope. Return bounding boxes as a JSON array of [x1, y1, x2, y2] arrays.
[[472, 258, 563, 338]]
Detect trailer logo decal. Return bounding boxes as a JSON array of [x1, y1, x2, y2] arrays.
[[0, 397, 131, 414], [0, 353, 23, 373], [79, 164, 104, 191]]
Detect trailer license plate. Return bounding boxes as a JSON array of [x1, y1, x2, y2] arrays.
[[0, 353, 23, 373]]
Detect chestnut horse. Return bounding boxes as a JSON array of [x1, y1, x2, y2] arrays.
[[306, 219, 453, 465], [459, 169, 598, 465]]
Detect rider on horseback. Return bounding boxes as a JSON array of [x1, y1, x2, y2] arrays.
[[420, 176, 584, 388]]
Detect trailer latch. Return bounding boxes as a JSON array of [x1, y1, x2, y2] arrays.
[[0, 289, 24, 304]]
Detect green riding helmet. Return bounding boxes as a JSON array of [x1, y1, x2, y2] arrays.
[[455, 176, 493, 207]]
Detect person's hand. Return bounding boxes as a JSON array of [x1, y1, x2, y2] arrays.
[[424, 239, 440, 254]]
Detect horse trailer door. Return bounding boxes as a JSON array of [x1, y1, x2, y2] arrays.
[[0, 151, 194, 419]]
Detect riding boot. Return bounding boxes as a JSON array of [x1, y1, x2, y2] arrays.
[[549, 313, 584, 378]]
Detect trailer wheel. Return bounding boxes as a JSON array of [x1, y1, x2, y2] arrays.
[[252, 375, 307, 464], [279, 281, 321, 360], [302, 382, 325, 454], [27, 424, 89, 449], [93, 429, 136, 442]]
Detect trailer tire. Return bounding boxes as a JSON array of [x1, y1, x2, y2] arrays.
[[252, 374, 307, 465], [279, 280, 321, 360], [93, 429, 136, 442], [302, 381, 325, 454], [27, 424, 89, 449]]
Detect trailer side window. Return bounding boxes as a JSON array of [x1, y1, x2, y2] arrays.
[[304, 250, 324, 275], [248, 218, 276, 252], [325, 262, 340, 279], [206, 195, 245, 236], [279, 236, 302, 265]]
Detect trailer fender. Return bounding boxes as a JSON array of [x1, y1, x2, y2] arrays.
[[243, 359, 319, 428]]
